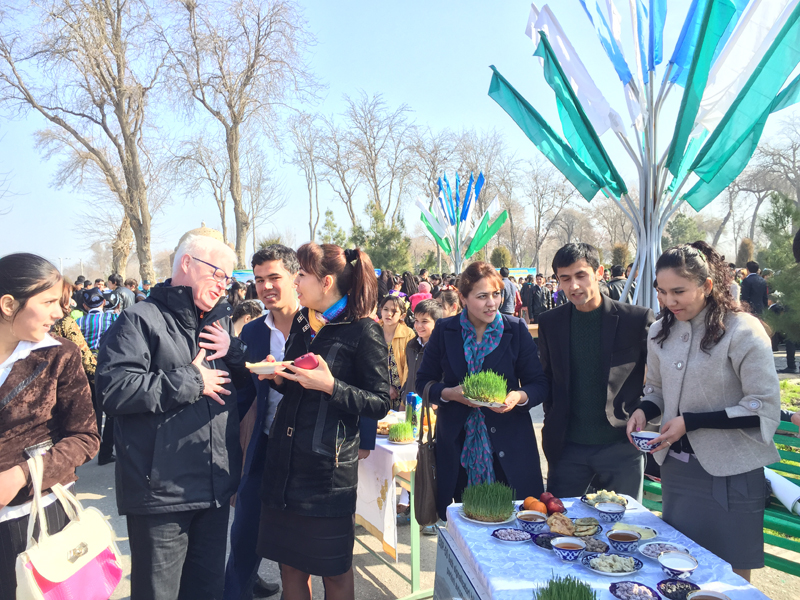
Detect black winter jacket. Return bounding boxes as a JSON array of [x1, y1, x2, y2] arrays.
[[262, 308, 391, 517], [96, 282, 248, 515]]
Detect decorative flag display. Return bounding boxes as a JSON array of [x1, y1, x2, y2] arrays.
[[416, 172, 508, 273], [486, 0, 800, 310]]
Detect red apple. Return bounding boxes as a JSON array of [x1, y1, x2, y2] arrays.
[[546, 499, 565, 514], [540, 492, 554, 503], [293, 353, 319, 370]]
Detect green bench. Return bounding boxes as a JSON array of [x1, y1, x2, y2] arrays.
[[641, 421, 800, 578]]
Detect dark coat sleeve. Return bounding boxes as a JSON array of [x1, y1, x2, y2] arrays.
[[536, 313, 554, 417], [97, 312, 204, 415], [326, 319, 391, 420]]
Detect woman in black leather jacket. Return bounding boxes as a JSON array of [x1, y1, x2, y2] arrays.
[[257, 242, 390, 600]]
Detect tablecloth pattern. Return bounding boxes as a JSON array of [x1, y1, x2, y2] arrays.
[[355, 436, 418, 560], [446, 496, 770, 600]]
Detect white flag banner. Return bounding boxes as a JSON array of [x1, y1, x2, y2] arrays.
[[696, 0, 798, 133], [764, 468, 800, 516], [527, 4, 626, 136]]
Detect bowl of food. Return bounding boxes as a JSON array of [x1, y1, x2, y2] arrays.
[[551, 537, 586, 562], [686, 592, 731, 600], [609, 581, 660, 600], [606, 529, 641, 553], [657, 579, 700, 600], [630, 431, 662, 452], [611, 523, 658, 540], [581, 552, 643, 577], [490, 528, 531, 544], [639, 542, 690, 561], [595, 502, 626, 523], [515, 510, 548, 534], [532, 532, 559, 550], [658, 551, 698, 580]]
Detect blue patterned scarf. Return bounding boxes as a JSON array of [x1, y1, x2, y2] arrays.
[[309, 295, 348, 339], [460, 309, 504, 487]]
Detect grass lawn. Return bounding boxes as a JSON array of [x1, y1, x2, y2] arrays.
[[781, 379, 800, 412]]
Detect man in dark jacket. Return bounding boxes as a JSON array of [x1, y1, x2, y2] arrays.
[[740, 260, 769, 315], [97, 233, 248, 600], [538, 243, 654, 501], [606, 264, 632, 303], [531, 273, 549, 322], [520, 275, 534, 322]]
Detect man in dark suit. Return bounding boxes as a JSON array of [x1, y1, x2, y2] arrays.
[[740, 260, 769, 315], [224, 245, 301, 599], [537, 243, 654, 500], [531, 273, 549, 323]]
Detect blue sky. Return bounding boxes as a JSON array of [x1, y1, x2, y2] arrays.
[[1, 0, 787, 271]]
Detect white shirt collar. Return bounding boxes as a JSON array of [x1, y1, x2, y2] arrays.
[[0, 334, 61, 373], [265, 304, 301, 330]]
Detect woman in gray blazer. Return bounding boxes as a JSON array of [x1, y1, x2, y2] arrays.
[[626, 242, 780, 583]]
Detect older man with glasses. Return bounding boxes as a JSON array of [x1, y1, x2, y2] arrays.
[[96, 233, 249, 600]]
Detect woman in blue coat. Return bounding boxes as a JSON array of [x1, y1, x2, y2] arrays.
[[416, 261, 548, 520]]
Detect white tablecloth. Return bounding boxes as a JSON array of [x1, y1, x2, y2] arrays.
[[355, 436, 418, 560], [446, 496, 770, 600]]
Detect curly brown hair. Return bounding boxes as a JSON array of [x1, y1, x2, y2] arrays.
[[653, 241, 742, 352]]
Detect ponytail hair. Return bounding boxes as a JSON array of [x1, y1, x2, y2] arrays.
[[296, 242, 378, 320], [653, 241, 741, 352], [0, 253, 63, 321]]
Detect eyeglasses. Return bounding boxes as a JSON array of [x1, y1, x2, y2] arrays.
[[191, 256, 233, 286]]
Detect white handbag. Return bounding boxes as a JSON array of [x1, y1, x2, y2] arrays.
[[14, 455, 123, 600]]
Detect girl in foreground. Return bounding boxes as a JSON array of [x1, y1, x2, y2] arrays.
[[627, 242, 780, 582], [0, 253, 99, 600]]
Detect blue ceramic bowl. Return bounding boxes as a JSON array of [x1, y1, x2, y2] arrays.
[[658, 551, 698, 580], [657, 579, 700, 600], [551, 537, 586, 562], [630, 431, 661, 452], [595, 502, 626, 523], [515, 510, 548, 534], [606, 530, 642, 553]]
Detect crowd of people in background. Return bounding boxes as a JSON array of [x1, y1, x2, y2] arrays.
[[1, 229, 799, 600]]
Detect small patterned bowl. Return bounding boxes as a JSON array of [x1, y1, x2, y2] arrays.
[[515, 510, 548, 534], [630, 431, 661, 452], [606, 530, 642, 553], [658, 551, 699, 580], [595, 502, 626, 523], [551, 537, 586, 562]]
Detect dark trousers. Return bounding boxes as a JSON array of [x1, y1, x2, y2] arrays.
[[127, 504, 230, 600], [546, 441, 644, 501], [787, 339, 797, 370], [90, 380, 114, 459], [0, 500, 70, 600], [224, 431, 268, 600]]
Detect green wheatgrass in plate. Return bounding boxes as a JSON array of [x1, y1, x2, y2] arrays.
[[461, 481, 515, 522], [533, 574, 598, 600], [461, 370, 507, 404], [388, 421, 414, 442]]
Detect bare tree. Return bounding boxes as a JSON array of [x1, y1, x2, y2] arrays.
[[0, 0, 166, 281], [241, 138, 287, 254], [317, 115, 361, 228], [170, 135, 231, 243], [344, 91, 415, 225], [521, 159, 576, 270], [555, 208, 595, 246], [287, 113, 322, 241], [168, 0, 318, 266], [412, 127, 458, 203], [759, 116, 800, 232], [736, 156, 789, 240], [455, 129, 506, 217], [590, 193, 636, 253]]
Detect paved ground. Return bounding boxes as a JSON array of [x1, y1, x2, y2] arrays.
[[74, 363, 800, 600]]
